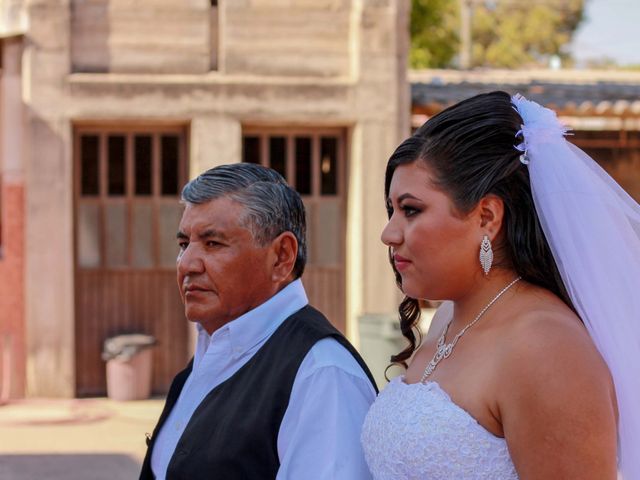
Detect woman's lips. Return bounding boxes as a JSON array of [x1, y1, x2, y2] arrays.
[[393, 254, 411, 271]]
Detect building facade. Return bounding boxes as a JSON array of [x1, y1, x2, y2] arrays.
[[0, 0, 410, 398], [5, 4, 637, 400]]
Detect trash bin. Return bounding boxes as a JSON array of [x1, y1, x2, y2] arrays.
[[102, 334, 156, 401]]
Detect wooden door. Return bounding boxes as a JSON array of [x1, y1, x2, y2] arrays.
[[242, 128, 347, 332], [74, 126, 189, 396]]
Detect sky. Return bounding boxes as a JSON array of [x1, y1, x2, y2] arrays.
[[570, 0, 640, 66]]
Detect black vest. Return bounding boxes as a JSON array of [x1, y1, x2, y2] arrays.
[[139, 305, 377, 480]]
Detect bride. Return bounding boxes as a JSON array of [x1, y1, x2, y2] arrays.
[[361, 91, 639, 479]]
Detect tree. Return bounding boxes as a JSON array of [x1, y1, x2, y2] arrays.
[[410, 0, 459, 69], [410, 0, 586, 69]]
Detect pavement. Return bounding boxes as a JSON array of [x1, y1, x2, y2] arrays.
[[0, 396, 625, 480], [0, 397, 164, 480]]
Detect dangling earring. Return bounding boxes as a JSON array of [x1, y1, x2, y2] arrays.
[[479, 234, 493, 275]]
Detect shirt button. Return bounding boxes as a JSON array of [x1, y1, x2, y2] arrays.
[[175, 422, 182, 431]]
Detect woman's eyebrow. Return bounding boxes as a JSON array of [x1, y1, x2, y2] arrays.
[[397, 193, 420, 202]]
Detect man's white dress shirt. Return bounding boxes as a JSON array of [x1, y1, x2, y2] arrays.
[[151, 279, 376, 479]]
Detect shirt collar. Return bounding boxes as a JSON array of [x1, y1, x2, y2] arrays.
[[196, 279, 308, 360]]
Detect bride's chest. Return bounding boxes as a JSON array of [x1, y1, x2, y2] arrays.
[[361, 378, 518, 480]]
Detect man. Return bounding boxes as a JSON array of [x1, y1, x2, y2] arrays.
[[140, 163, 377, 479]]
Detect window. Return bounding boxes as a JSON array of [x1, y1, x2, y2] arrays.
[[242, 127, 347, 331], [241, 130, 342, 199], [241, 128, 344, 266], [75, 127, 188, 270]]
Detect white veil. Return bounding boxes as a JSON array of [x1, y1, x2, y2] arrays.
[[512, 94, 640, 479]]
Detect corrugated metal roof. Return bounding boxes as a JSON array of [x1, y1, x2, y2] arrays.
[[410, 69, 640, 117]]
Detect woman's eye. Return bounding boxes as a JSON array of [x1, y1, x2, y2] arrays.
[[401, 205, 419, 217]]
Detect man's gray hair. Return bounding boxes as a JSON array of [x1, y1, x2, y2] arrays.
[[181, 163, 307, 279]]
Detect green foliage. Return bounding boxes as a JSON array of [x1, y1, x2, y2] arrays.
[[410, 0, 459, 68], [410, 0, 586, 69], [473, 0, 585, 68]]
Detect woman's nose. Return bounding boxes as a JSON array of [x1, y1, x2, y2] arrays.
[[381, 216, 402, 247]]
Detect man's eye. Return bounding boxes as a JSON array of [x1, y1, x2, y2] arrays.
[[178, 241, 188, 250], [206, 241, 221, 247]]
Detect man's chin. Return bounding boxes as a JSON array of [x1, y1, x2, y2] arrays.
[[185, 315, 213, 334], [183, 307, 210, 325]]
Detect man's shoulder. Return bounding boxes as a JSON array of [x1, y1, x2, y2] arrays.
[[287, 304, 355, 369], [289, 303, 332, 323], [287, 337, 377, 403], [299, 337, 371, 383], [284, 304, 342, 340], [283, 304, 376, 390]]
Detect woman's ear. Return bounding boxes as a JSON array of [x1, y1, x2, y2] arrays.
[[477, 194, 505, 240], [270, 231, 298, 283]]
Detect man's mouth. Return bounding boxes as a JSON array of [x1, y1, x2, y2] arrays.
[[183, 285, 211, 296]]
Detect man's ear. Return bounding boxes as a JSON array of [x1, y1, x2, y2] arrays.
[[477, 194, 505, 241], [269, 232, 298, 283]]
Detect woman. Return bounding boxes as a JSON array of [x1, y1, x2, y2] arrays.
[[361, 91, 640, 479]]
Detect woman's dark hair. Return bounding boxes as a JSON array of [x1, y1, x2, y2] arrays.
[[386, 91, 573, 369]]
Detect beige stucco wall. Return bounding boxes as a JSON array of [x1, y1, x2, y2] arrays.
[[70, 0, 211, 74], [0, 0, 26, 34], [21, 0, 75, 397], [20, 0, 408, 396], [224, 0, 352, 77]]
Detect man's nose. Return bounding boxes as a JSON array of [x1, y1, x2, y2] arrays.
[[381, 216, 402, 247], [177, 243, 205, 275]]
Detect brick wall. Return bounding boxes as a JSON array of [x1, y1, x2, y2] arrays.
[[0, 182, 25, 398]]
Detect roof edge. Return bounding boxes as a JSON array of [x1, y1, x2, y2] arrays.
[[409, 68, 640, 85]]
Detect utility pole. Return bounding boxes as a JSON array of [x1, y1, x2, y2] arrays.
[[459, 0, 473, 69]]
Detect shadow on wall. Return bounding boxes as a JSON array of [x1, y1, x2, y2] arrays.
[[0, 453, 141, 480]]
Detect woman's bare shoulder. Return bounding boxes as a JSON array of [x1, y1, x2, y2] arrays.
[[495, 289, 618, 477], [498, 290, 611, 388]]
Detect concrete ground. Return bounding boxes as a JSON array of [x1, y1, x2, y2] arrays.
[[1, 397, 624, 480], [0, 397, 164, 480]]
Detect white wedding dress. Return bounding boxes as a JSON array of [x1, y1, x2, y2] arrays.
[[361, 376, 519, 479]]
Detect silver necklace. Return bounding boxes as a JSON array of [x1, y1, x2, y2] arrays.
[[420, 277, 522, 383]]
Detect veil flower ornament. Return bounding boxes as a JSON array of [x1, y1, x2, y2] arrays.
[[511, 94, 640, 479], [512, 93, 570, 165]]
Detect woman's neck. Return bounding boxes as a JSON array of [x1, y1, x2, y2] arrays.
[[447, 269, 521, 334]]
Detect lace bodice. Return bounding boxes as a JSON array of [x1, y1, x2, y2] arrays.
[[361, 376, 518, 480]]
